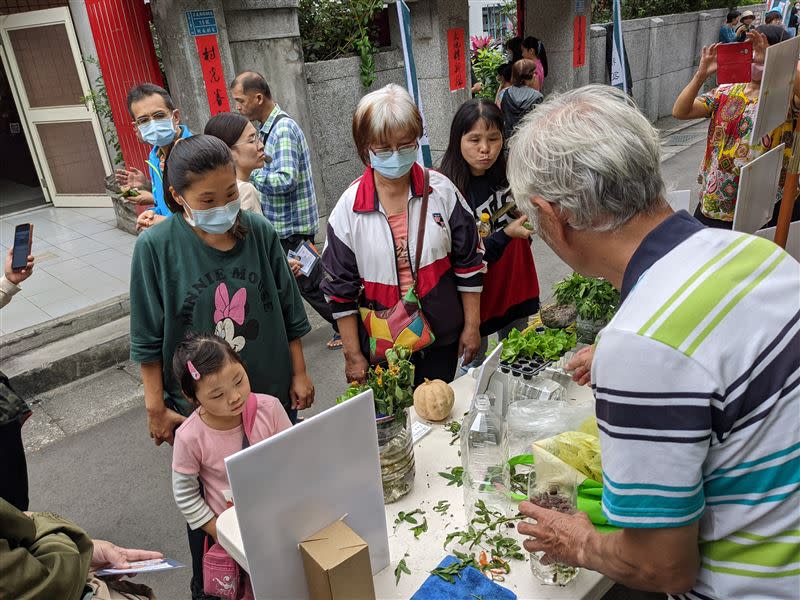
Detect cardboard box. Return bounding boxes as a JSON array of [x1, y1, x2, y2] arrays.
[[299, 520, 376, 600]]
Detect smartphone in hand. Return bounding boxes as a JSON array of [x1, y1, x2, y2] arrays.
[[11, 223, 33, 272]]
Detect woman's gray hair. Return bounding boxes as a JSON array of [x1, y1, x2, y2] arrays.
[[507, 84, 666, 232]]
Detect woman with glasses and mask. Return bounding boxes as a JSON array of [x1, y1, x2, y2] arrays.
[[321, 84, 485, 385], [204, 112, 267, 214]]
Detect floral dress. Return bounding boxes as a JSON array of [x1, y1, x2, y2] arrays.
[[698, 83, 796, 222]]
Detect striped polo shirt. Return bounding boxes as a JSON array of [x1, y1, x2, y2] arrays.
[[592, 211, 799, 600]]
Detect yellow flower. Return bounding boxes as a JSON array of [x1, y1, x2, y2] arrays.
[[377, 376, 383, 386], [389, 365, 400, 376], [374, 365, 383, 375]]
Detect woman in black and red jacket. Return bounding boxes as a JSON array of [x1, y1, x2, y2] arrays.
[[440, 99, 540, 368]]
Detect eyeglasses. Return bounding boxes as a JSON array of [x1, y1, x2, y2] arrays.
[[133, 111, 173, 127], [233, 134, 261, 148], [371, 142, 418, 160]]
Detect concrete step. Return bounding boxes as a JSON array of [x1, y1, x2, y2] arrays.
[[23, 362, 144, 453], [1, 315, 130, 398], [1, 294, 129, 357]]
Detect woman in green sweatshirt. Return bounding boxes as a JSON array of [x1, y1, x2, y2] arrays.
[[128, 135, 314, 599]]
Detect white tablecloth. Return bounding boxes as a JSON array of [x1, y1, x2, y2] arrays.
[[218, 374, 613, 600]]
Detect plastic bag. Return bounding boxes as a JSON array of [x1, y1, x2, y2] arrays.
[[535, 431, 602, 483]]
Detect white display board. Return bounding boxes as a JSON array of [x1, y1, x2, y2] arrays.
[[666, 189, 692, 213], [756, 221, 800, 261], [225, 390, 390, 600], [733, 143, 784, 234], [751, 36, 800, 143]]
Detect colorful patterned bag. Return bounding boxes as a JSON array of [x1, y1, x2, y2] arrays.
[[360, 169, 435, 363]]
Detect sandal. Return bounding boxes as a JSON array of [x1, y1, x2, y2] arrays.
[[327, 333, 343, 350]]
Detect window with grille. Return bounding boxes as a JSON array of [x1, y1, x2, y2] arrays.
[[481, 5, 507, 41]]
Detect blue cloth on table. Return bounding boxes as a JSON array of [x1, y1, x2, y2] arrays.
[[410, 555, 517, 600]]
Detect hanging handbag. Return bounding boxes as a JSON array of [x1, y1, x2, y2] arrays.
[[202, 395, 257, 599], [359, 168, 436, 364]]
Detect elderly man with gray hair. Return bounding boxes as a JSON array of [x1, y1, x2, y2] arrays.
[[509, 84, 799, 599]]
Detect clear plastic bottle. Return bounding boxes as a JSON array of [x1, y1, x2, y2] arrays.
[[461, 394, 504, 525], [477, 212, 491, 238]]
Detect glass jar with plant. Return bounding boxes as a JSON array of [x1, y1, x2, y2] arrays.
[[336, 346, 416, 502]]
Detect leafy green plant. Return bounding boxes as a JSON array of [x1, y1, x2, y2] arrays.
[[298, 0, 384, 88], [553, 273, 620, 323], [471, 46, 506, 101], [80, 56, 122, 168], [336, 346, 415, 425], [490, 327, 577, 364]]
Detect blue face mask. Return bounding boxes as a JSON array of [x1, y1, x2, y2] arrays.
[[369, 146, 418, 179], [138, 117, 177, 147], [184, 198, 241, 234]]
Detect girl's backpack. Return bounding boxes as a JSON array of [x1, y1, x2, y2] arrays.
[[203, 394, 257, 599]]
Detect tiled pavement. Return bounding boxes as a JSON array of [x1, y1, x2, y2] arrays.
[[0, 206, 135, 336]]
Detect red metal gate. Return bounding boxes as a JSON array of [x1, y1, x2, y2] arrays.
[[84, 0, 164, 173]]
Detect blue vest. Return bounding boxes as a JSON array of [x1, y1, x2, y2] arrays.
[[146, 124, 193, 216]]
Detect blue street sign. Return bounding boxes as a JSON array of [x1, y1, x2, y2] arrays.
[[186, 10, 218, 37]]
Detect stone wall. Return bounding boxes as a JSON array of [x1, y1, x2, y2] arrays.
[[589, 4, 769, 121], [304, 50, 406, 217]]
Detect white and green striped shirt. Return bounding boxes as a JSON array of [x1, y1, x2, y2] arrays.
[[593, 211, 799, 600]]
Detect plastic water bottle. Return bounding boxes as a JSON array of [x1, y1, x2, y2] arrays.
[[461, 394, 504, 525], [477, 212, 492, 238]]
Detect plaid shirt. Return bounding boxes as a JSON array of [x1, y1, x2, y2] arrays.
[[252, 105, 319, 238]]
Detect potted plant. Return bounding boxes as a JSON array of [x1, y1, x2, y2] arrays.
[[336, 346, 416, 503], [551, 273, 620, 343]]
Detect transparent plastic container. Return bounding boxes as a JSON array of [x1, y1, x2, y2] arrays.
[[502, 375, 569, 498], [527, 474, 580, 585], [377, 418, 415, 504], [461, 394, 504, 525], [502, 374, 539, 496]]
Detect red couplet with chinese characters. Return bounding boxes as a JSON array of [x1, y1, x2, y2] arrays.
[[194, 34, 230, 115], [573, 15, 587, 68], [448, 27, 466, 92]]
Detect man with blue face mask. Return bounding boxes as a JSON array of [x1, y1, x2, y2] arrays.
[[116, 83, 193, 231]]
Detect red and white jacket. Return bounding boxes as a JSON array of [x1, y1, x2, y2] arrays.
[[321, 164, 485, 346]]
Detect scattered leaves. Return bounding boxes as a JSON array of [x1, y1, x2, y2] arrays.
[[411, 517, 428, 539], [444, 421, 461, 445], [394, 554, 410, 585], [433, 500, 450, 514], [393, 508, 424, 530], [438, 466, 464, 487]]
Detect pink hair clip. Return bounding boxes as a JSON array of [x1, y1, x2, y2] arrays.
[[187, 360, 201, 381]]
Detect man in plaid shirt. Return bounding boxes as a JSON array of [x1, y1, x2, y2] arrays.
[[230, 71, 339, 347]]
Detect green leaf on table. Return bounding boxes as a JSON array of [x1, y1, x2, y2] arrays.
[[433, 500, 450, 514], [438, 466, 464, 487], [394, 554, 410, 585], [393, 508, 424, 530], [410, 516, 428, 539]]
